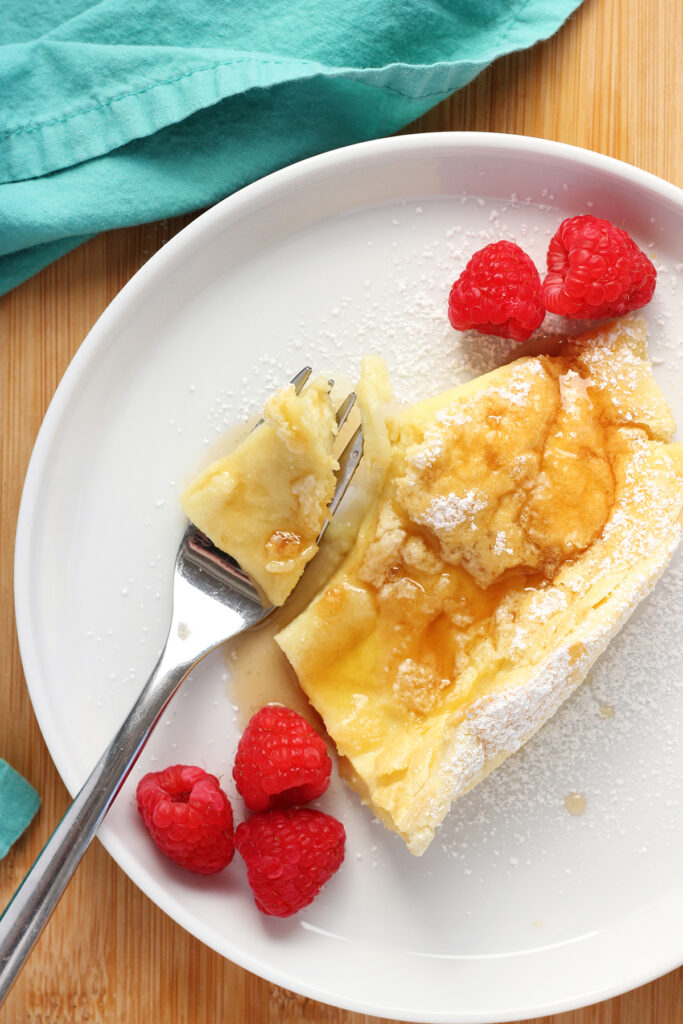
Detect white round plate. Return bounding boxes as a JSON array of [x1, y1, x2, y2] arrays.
[[15, 134, 683, 1022]]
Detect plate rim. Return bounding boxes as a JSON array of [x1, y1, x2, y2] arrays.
[[13, 131, 683, 1022]]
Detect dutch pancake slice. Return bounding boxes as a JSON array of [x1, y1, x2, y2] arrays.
[[276, 317, 683, 854]]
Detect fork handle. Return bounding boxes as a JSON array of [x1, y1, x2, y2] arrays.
[[0, 647, 195, 1008]]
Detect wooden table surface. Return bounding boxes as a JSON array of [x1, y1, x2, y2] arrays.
[[1, 0, 681, 1020]]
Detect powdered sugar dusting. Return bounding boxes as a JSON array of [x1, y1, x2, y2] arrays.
[[491, 360, 543, 406], [418, 489, 487, 531], [407, 405, 471, 470], [435, 542, 683, 887], [527, 587, 569, 622], [493, 531, 513, 556]]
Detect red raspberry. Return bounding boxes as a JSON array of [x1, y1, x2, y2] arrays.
[[235, 808, 345, 917], [233, 705, 331, 812], [448, 240, 545, 342], [136, 764, 235, 874], [542, 215, 656, 319]]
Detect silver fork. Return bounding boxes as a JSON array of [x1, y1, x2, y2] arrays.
[[0, 369, 363, 1006]]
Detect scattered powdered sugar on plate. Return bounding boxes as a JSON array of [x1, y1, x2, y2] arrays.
[[227, 194, 682, 418], [436, 545, 683, 875]]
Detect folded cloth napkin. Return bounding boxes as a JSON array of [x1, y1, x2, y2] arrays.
[[0, 0, 584, 297], [0, 759, 40, 859]]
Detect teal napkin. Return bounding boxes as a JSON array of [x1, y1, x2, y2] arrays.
[[0, 759, 40, 858], [0, 0, 584, 297]]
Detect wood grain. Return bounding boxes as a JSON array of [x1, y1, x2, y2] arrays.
[[1, 0, 681, 1020]]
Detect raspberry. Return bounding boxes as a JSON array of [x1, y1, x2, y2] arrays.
[[136, 764, 235, 874], [448, 240, 545, 342], [235, 808, 345, 917], [233, 705, 332, 812], [542, 215, 656, 319]]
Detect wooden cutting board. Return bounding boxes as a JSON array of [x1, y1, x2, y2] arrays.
[[1, 0, 681, 1019]]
